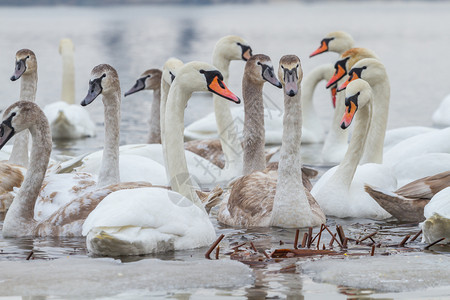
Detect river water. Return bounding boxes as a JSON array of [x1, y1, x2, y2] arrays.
[[0, 1, 449, 299]]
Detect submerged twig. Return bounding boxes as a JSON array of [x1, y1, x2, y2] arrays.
[[424, 238, 445, 250], [205, 234, 225, 259]]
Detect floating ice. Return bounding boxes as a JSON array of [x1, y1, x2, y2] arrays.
[[0, 257, 253, 297], [300, 253, 450, 293]]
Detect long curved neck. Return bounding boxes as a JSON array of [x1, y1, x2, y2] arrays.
[[301, 64, 334, 135], [270, 88, 314, 227], [322, 76, 349, 162], [330, 101, 372, 188], [61, 50, 75, 104], [147, 88, 161, 144], [97, 92, 121, 188], [164, 84, 203, 208], [242, 77, 266, 175], [3, 117, 51, 237], [9, 72, 38, 167], [160, 78, 171, 179], [360, 77, 390, 164]]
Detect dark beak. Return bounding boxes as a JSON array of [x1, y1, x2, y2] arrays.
[[283, 69, 298, 96], [124, 77, 146, 97], [81, 78, 103, 106], [262, 66, 282, 89], [0, 122, 15, 149], [10, 59, 27, 81]]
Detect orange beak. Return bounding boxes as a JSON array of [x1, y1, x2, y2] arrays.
[[242, 48, 252, 61], [337, 72, 359, 92], [341, 100, 358, 129], [326, 64, 347, 88], [331, 86, 337, 108], [310, 40, 328, 58], [208, 76, 241, 104]]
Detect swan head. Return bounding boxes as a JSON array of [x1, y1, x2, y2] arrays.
[[244, 54, 282, 88], [341, 79, 372, 129], [162, 58, 184, 86], [10, 49, 37, 81], [337, 58, 386, 92], [174, 61, 241, 104], [214, 35, 253, 62], [124, 69, 162, 97], [278, 55, 303, 97], [310, 31, 355, 57], [59, 38, 74, 55], [326, 47, 378, 88], [0, 101, 47, 149], [81, 64, 120, 106]]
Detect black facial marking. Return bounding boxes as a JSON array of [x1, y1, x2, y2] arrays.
[[334, 56, 350, 72], [169, 71, 176, 83], [322, 37, 335, 47], [237, 42, 252, 61], [201, 69, 224, 84], [345, 91, 360, 110], [348, 66, 367, 80]]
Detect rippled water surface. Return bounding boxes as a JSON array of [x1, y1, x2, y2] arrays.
[[0, 1, 449, 299]]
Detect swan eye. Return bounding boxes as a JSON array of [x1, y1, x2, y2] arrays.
[[199, 69, 205, 74], [26, 56, 30, 59], [102, 73, 106, 78]]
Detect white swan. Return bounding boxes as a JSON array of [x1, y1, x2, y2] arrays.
[[218, 55, 325, 228], [311, 79, 396, 219], [0, 100, 157, 237], [432, 94, 450, 127], [322, 47, 379, 164], [337, 58, 437, 157], [124, 68, 162, 144], [43, 39, 96, 139], [421, 187, 450, 244], [82, 61, 240, 256]]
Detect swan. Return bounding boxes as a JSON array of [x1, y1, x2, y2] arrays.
[[8, 48, 38, 167], [310, 31, 355, 58], [364, 170, 450, 222], [337, 58, 437, 156], [218, 55, 325, 227], [124, 68, 162, 144], [82, 61, 241, 255], [0, 49, 38, 211], [321, 47, 379, 164], [184, 35, 251, 143], [421, 187, 450, 244], [0, 100, 157, 237], [432, 94, 450, 127], [43, 38, 96, 140], [311, 79, 396, 219]]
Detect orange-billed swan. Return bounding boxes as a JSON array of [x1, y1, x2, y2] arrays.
[[311, 79, 396, 219], [43, 38, 96, 139], [82, 61, 241, 256], [218, 55, 325, 227], [322, 47, 379, 163]]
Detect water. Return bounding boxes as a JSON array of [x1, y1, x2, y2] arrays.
[[0, 1, 450, 298]]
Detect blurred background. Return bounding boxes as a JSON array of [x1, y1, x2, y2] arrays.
[[0, 0, 449, 156]]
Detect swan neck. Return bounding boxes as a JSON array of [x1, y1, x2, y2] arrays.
[[147, 88, 161, 144], [332, 101, 372, 187], [242, 77, 266, 175], [160, 79, 170, 180], [2, 116, 51, 237], [61, 51, 75, 104], [19, 72, 37, 102], [164, 84, 203, 207], [271, 90, 314, 227], [212, 55, 242, 175], [97, 92, 121, 188], [360, 78, 390, 164], [8, 131, 29, 167]]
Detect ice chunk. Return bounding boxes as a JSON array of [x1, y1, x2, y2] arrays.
[[300, 253, 450, 292], [0, 257, 253, 297]]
